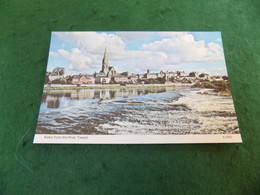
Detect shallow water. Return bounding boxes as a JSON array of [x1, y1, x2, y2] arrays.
[[36, 87, 239, 135]]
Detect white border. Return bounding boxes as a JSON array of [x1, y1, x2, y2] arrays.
[[33, 134, 242, 144]]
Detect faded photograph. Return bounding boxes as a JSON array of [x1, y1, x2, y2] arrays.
[[34, 31, 241, 143]]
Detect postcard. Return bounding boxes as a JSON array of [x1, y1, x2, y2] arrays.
[[33, 31, 242, 144]]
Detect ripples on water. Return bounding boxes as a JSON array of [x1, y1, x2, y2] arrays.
[[36, 87, 239, 135]]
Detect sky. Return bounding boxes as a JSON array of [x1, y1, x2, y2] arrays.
[[47, 31, 228, 76]]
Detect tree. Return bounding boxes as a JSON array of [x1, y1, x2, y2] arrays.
[[53, 67, 65, 76], [222, 76, 228, 81], [144, 78, 160, 84]]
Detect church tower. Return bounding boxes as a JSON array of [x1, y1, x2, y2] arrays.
[[101, 48, 109, 75]]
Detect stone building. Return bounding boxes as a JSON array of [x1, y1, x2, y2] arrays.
[[129, 75, 138, 84], [99, 48, 117, 77], [177, 71, 187, 77], [95, 76, 111, 84], [162, 71, 176, 80], [144, 69, 158, 79], [107, 66, 117, 77], [72, 75, 87, 84], [48, 67, 65, 81], [85, 74, 95, 84], [113, 75, 129, 83], [157, 71, 165, 78], [121, 72, 132, 77]]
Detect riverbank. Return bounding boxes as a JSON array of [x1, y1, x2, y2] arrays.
[[43, 83, 193, 90], [192, 80, 231, 96], [173, 89, 239, 134]]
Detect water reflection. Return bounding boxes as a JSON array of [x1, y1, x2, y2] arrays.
[[37, 86, 239, 135], [41, 87, 176, 109]]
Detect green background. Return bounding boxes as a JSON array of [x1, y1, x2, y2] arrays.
[[0, 0, 259, 194]]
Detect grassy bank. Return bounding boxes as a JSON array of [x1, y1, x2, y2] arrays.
[[192, 80, 231, 96], [44, 84, 185, 91]]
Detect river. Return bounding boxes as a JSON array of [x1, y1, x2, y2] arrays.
[[36, 86, 239, 135]]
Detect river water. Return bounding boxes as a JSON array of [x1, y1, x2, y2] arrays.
[[36, 86, 239, 135]]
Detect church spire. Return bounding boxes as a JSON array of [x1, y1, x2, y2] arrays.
[[101, 48, 109, 75], [104, 47, 107, 60]]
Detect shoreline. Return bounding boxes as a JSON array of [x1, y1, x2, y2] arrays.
[[173, 88, 239, 134], [43, 83, 193, 90]]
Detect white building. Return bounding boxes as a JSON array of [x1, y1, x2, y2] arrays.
[[95, 76, 111, 84]]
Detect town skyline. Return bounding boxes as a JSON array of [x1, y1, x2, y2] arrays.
[[47, 31, 228, 76], [47, 48, 227, 85]]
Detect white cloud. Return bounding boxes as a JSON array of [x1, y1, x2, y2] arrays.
[[53, 32, 126, 55], [53, 48, 100, 72], [52, 32, 225, 74], [141, 33, 224, 65], [49, 51, 59, 57], [206, 42, 225, 60], [116, 32, 154, 42]]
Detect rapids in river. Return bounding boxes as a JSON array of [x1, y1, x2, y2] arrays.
[[36, 86, 239, 135]]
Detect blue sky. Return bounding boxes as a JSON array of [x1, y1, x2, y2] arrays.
[[47, 31, 227, 76]]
